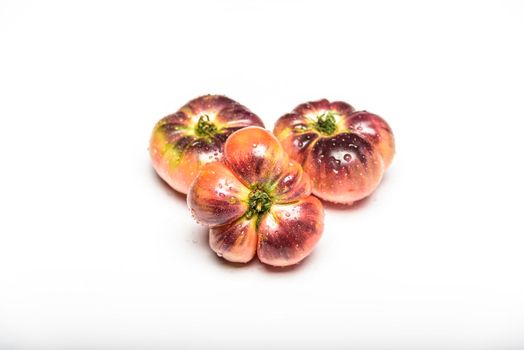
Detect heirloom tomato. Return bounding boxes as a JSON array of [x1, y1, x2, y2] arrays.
[[150, 95, 264, 194], [188, 127, 324, 267], [274, 99, 395, 205]]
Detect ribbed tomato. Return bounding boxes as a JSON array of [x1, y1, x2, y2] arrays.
[[150, 95, 264, 194], [274, 99, 395, 205], [187, 127, 324, 267]]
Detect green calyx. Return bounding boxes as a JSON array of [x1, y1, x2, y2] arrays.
[[245, 188, 272, 220], [195, 114, 218, 138], [314, 111, 337, 136]]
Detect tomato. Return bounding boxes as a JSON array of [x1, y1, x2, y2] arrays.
[[187, 127, 324, 267], [150, 95, 264, 194], [274, 99, 395, 205]]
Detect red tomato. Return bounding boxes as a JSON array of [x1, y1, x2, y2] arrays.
[[187, 127, 324, 267], [274, 99, 395, 205], [150, 95, 264, 194]]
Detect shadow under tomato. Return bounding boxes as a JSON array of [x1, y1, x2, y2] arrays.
[[150, 165, 318, 273], [190, 224, 209, 249], [150, 167, 187, 202]]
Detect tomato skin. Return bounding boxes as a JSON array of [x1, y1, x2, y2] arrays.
[[223, 126, 288, 186], [274, 99, 395, 205], [188, 127, 324, 267], [187, 162, 250, 228], [209, 218, 258, 263], [340, 111, 395, 169], [149, 95, 264, 194], [257, 196, 324, 267]]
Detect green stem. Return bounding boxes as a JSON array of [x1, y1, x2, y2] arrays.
[[314, 111, 337, 135], [245, 188, 272, 220], [195, 114, 217, 138]]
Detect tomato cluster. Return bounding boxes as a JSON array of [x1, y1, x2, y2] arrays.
[[150, 95, 394, 267]]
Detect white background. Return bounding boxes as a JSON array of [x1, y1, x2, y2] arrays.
[[1, 1, 523, 349]]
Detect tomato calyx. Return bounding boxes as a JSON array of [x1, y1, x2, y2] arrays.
[[245, 186, 272, 221], [195, 114, 218, 138], [313, 111, 337, 136]]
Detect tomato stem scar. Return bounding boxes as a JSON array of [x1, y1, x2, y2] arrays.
[[195, 114, 218, 138], [314, 111, 337, 135]]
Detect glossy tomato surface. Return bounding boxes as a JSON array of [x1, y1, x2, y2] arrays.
[[150, 95, 264, 194], [274, 99, 395, 205], [187, 127, 324, 267]]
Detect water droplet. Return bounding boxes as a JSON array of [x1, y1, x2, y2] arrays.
[[343, 154, 352, 161], [285, 212, 290, 217], [218, 183, 223, 188], [329, 156, 340, 168], [298, 141, 303, 147], [216, 251, 223, 257], [218, 192, 225, 198], [190, 209, 201, 224]]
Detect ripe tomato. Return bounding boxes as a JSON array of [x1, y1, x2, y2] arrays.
[[274, 99, 395, 204], [188, 127, 324, 267], [150, 95, 264, 194]]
